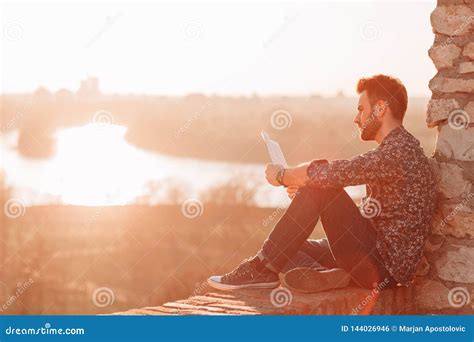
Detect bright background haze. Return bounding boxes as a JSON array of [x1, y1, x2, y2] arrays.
[[3, 0, 436, 96]]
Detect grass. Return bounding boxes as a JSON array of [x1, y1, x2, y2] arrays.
[[1, 204, 326, 315]]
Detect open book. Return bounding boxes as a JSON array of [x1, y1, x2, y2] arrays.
[[260, 131, 288, 168]]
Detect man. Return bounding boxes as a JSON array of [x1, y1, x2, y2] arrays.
[[207, 74, 437, 293]]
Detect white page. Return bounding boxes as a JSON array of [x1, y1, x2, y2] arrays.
[[260, 131, 288, 168]]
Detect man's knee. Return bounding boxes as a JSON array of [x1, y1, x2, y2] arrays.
[[294, 185, 314, 198], [295, 185, 343, 201]]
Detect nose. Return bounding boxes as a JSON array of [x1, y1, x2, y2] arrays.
[[353, 113, 360, 124]]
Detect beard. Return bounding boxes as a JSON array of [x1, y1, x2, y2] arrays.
[[360, 116, 382, 141]]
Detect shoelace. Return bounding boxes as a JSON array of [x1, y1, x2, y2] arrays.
[[222, 258, 255, 282]]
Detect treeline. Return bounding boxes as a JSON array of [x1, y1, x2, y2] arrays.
[[1, 93, 436, 163]]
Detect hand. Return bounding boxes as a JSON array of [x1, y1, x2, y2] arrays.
[[287, 186, 299, 199], [284, 162, 311, 187], [265, 163, 283, 187]]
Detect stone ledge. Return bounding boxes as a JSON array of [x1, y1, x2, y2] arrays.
[[112, 286, 417, 316]]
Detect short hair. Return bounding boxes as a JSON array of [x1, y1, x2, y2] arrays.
[[356, 74, 408, 121]]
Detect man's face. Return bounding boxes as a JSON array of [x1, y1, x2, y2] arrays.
[[354, 90, 382, 141]]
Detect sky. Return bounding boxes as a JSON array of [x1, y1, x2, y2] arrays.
[[2, 0, 437, 97]]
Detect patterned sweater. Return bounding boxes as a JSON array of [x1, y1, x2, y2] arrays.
[[305, 126, 437, 286]]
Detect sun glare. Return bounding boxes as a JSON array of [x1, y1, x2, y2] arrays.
[[51, 124, 145, 205]]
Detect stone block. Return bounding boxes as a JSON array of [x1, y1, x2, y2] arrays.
[[429, 159, 472, 198], [429, 76, 474, 94], [433, 203, 474, 238], [435, 125, 474, 161], [414, 280, 451, 311], [435, 244, 474, 283], [463, 42, 474, 59], [424, 233, 446, 253], [431, 5, 474, 36], [426, 98, 461, 127], [429, 43, 461, 69], [459, 61, 474, 73]]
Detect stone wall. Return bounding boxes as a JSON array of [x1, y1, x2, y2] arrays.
[[113, 287, 418, 316], [417, 0, 473, 313]]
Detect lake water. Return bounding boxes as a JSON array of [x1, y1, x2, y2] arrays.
[[0, 124, 365, 207]]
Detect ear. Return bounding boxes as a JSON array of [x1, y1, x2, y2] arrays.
[[374, 100, 388, 117]]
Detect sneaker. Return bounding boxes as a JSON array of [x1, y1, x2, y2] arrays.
[[207, 257, 280, 291], [280, 267, 351, 293]]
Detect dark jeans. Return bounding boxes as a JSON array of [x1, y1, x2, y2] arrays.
[[257, 186, 398, 289]]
